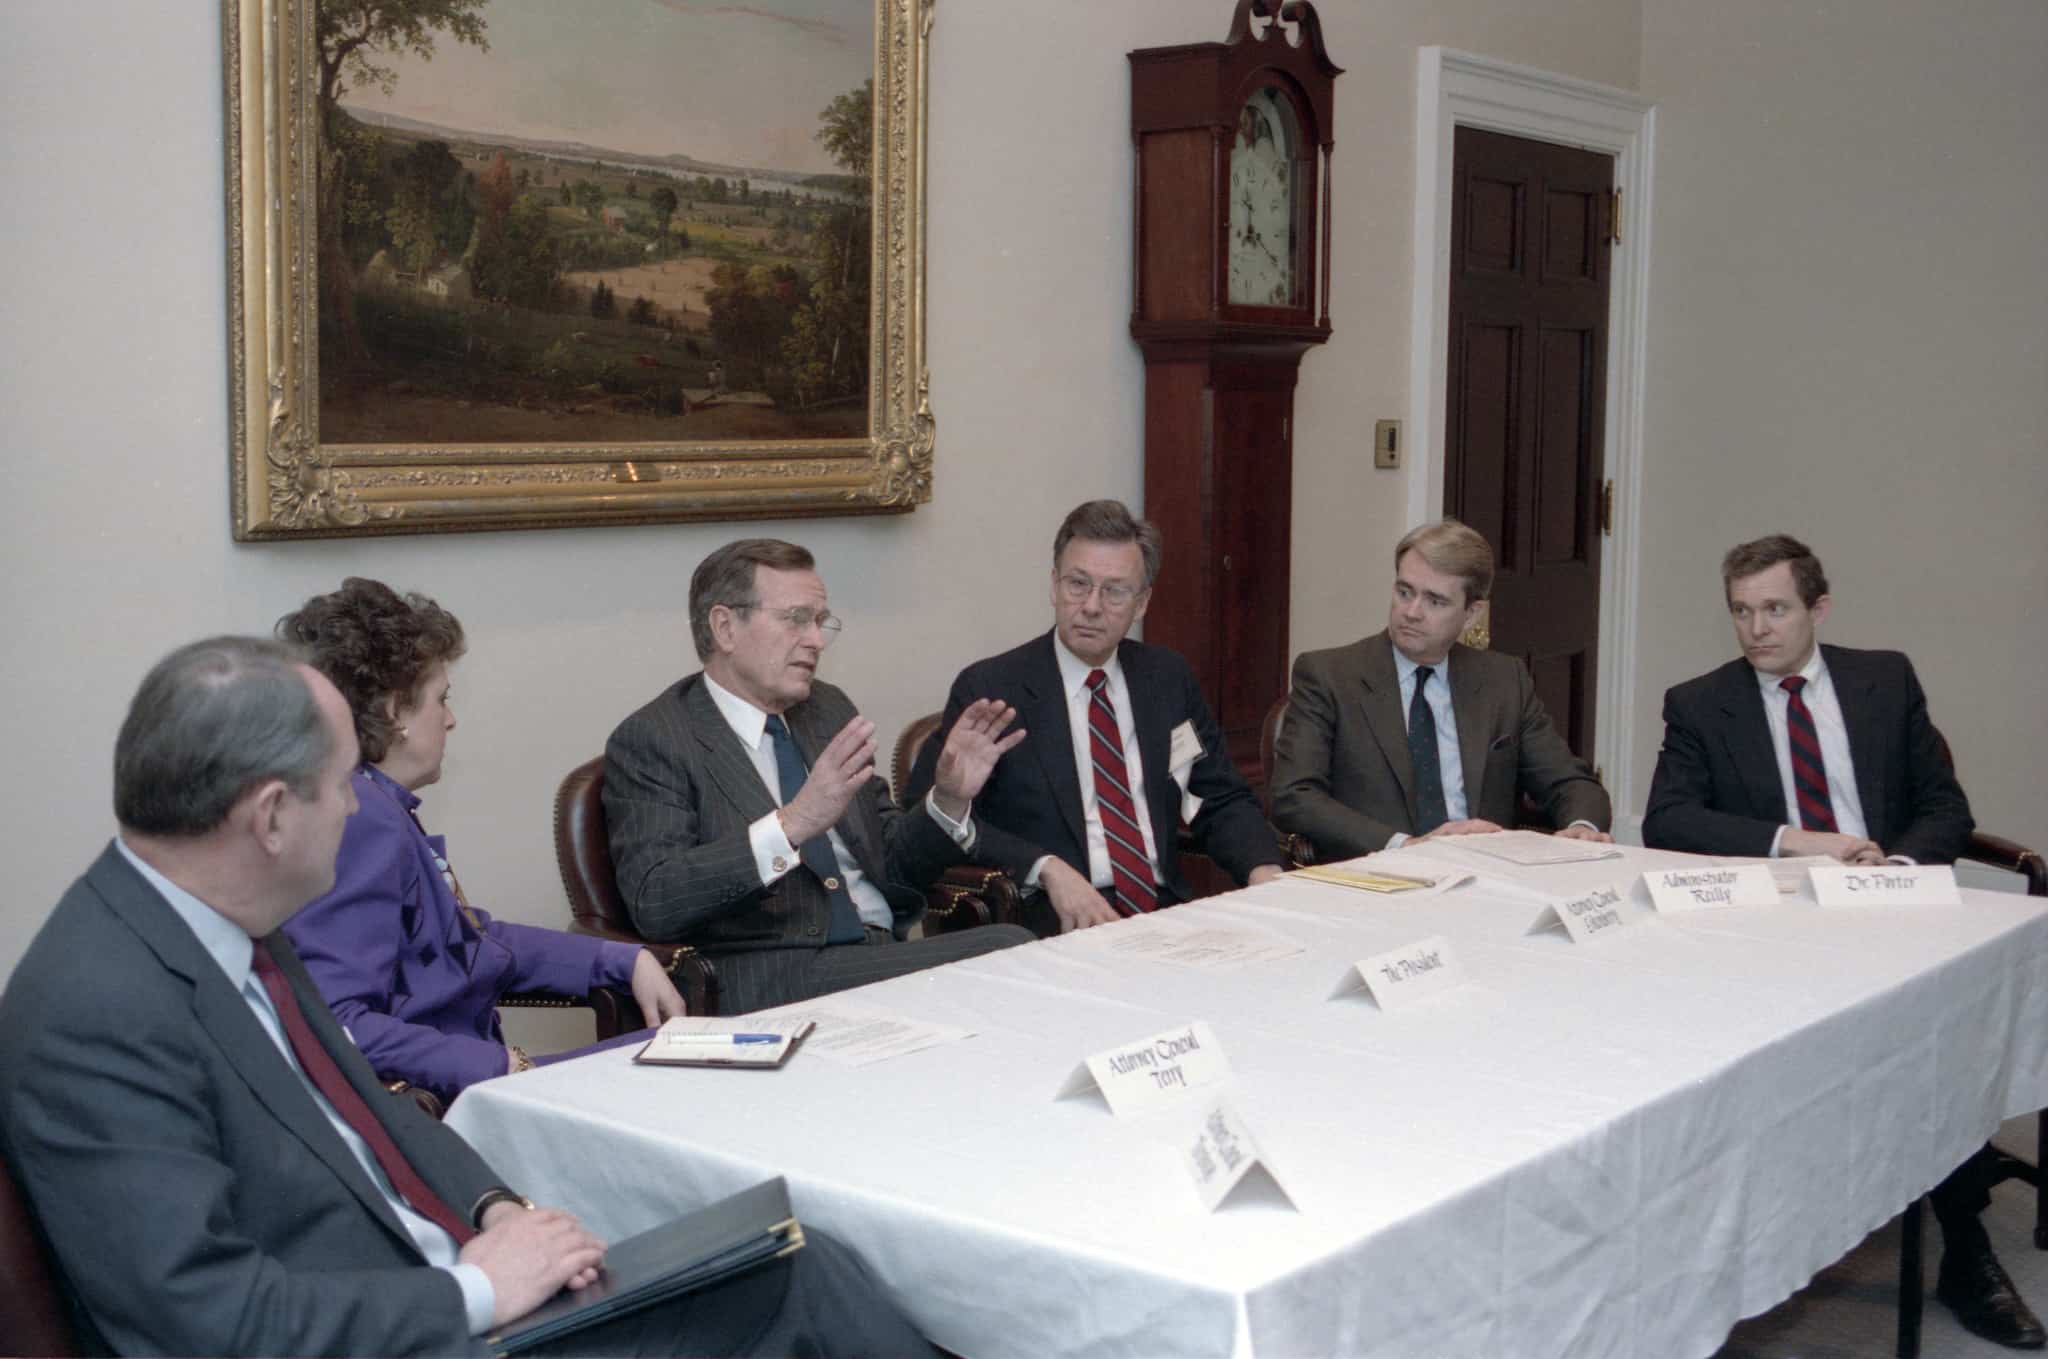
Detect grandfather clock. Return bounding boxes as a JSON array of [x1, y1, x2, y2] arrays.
[[1130, 0, 1340, 786]]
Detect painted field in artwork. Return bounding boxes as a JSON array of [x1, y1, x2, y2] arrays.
[[315, 0, 874, 445]]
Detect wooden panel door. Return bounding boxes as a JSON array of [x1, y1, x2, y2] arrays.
[[1446, 126, 1612, 760]]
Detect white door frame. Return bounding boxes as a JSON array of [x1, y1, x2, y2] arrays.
[[1408, 47, 1656, 811]]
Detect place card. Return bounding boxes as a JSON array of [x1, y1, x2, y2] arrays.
[[1644, 863, 1777, 914], [1055, 1022, 1230, 1117], [1811, 863, 1961, 908], [1330, 935, 1466, 1011], [1526, 884, 1638, 943], [1181, 1100, 1298, 1212]]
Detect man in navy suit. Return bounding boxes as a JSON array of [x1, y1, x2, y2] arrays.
[[908, 500, 1284, 932], [1644, 535, 2035, 1350], [0, 636, 932, 1356]]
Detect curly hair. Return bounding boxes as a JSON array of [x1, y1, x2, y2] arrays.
[[275, 578, 466, 763]]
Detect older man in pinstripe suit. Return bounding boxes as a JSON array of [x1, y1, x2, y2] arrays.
[[605, 539, 1036, 1013]]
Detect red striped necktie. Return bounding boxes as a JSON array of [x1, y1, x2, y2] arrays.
[[251, 941, 476, 1245], [1086, 669, 1158, 915], [1780, 676, 1839, 833]]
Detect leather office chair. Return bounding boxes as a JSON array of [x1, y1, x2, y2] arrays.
[[892, 711, 1286, 935], [554, 757, 723, 1016], [0, 1149, 79, 1358], [890, 715, 1047, 937]]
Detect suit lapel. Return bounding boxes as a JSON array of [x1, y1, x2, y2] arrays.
[[90, 850, 419, 1253], [1825, 646, 1888, 833], [1713, 665, 1790, 822], [1120, 642, 1180, 846], [1022, 634, 1089, 854], [1445, 645, 1494, 813], [682, 678, 780, 824], [1357, 635, 1418, 814]]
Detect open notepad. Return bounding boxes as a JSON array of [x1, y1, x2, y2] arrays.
[[633, 1016, 815, 1069]]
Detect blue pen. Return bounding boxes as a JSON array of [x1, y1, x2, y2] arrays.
[[664, 1032, 781, 1044]]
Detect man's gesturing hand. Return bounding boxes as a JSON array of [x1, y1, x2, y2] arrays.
[[778, 716, 878, 846], [461, 1205, 607, 1326], [930, 699, 1027, 820]]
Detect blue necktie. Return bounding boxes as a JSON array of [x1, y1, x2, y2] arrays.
[[1408, 666, 1449, 834], [765, 715, 866, 944]]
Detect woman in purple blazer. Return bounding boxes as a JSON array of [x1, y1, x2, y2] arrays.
[[277, 578, 685, 1105]]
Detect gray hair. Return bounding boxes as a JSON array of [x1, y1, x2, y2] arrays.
[[114, 636, 332, 837], [687, 539, 818, 661], [1052, 500, 1163, 587]]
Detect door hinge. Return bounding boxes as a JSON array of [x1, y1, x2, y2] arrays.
[[1599, 478, 1615, 536], [1608, 188, 1622, 245]]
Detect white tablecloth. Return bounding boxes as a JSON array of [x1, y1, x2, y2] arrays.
[[446, 847, 2048, 1358]]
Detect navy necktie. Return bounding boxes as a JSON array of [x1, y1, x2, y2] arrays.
[[1408, 665, 1449, 834], [765, 715, 866, 944]]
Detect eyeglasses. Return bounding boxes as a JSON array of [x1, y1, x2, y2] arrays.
[[1057, 573, 1143, 609], [735, 604, 843, 644]]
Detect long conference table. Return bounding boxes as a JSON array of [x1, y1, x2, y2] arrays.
[[446, 843, 2048, 1358]]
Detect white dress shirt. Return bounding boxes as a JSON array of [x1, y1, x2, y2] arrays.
[[1384, 647, 1466, 850], [1028, 636, 1166, 890], [113, 839, 497, 1336], [1753, 649, 1873, 856], [703, 673, 974, 931]]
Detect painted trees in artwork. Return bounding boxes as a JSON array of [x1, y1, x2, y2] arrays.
[[783, 80, 873, 408]]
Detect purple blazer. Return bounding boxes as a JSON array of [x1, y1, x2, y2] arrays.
[[284, 765, 641, 1101]]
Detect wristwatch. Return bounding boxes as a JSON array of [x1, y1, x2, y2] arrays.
[[470, 1187, 536, 1227], [508, 1045, 535, 1074]]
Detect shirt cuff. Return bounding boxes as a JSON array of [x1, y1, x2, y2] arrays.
[[923, 789, 977, 853], [1768, 825, 1788, 858], [1886, 855, 1918, 866], [444, 1262, 495, 1336], [1385, 832, 1410, 850], [1025, 855, 1050, 890], [1566, 820, 1600, 834], [749, 811, 800, 885]]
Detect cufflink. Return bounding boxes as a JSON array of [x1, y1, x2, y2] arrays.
[[772, 856, 790, 873], [824, 876, 841, 891]]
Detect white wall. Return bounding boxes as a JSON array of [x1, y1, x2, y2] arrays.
[[1634, 0, 2048, 850], [0, 0, 1645, 988]]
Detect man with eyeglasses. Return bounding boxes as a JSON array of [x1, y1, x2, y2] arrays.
[[1642, 535, 2031, 1349], [605, 538, 1035, 1012], [907, 500, 1285, 932], [1269, 519, 1610, 860]]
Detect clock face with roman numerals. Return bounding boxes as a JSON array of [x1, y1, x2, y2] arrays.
[[1226, 85, 1300, 308]]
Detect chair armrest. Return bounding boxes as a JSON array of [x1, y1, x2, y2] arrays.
[[1963, 833, 2047, 897], [923, 864, 1038, 936], [384, 1079, 447, 1121], [563, 926, 723, 1016]]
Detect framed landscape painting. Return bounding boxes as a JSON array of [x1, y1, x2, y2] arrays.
[[224, 0, 933, 539]]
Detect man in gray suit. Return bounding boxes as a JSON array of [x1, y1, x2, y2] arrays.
[[0, 636, 935, 1356], [1270, 520, 1611, 859], [606, 539, 1035, 1013]]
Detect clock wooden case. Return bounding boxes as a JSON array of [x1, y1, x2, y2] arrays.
[[1129, 0, 1340, 786]]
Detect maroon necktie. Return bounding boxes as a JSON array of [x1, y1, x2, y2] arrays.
[[1086, 669, 1158, 915], [250, 940, 476, 1245], [1780, 676, 1839, 833]]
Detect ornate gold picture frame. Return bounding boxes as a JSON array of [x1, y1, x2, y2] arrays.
[[224, 0, 932, 540]]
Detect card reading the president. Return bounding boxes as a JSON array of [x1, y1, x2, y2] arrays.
[[1331, 935, 1467, 1010]]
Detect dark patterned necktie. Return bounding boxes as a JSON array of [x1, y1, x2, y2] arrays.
[[765, 715, 866, 943], [1409, 666, 1449, 834], [1780, 676, 1838, 832], [250, 941, 475, 1244], [1086, 670, 1158, 914]]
